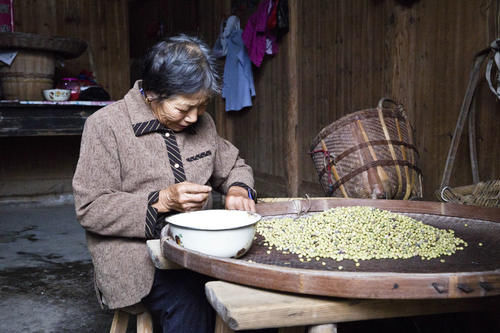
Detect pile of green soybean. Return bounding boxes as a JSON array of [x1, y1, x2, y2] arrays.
[[256, 206, 467, 263]]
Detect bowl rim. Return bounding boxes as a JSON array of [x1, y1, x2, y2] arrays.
[[43, 89, 71, 93], [165, 209, 261, 231]]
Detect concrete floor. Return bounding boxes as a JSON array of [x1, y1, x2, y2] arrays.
[[0, 199, 127, 333], [1, 197, 499, 333]]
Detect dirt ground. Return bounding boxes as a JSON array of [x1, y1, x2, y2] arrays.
[[0, 199, 498, 333]]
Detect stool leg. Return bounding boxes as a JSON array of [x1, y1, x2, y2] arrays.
[[307, 324, 338, 333], [110, 310, 129, 333], [137, 310, 153, 333], [215, 314, 234, 333]]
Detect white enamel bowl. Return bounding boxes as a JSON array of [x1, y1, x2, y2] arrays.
[[165, 209, 261, 258]]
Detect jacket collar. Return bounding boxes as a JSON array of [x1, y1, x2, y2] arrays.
[[132, 119, 165, 136], [125, 80, 197, 137], [125, 80, 158, 136]]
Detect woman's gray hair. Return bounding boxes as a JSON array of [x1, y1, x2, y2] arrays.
[[141, 34, 220, 100]]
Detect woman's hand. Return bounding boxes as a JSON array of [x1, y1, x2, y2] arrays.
[[225, 186, 256, 212], [152, 182, 212, 213]]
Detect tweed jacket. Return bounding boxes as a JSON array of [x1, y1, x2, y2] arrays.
[[72, 81, 255, 309]]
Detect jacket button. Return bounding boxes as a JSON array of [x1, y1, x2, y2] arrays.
[[165, 133, 170, 138], [174, 163, 179, 168]]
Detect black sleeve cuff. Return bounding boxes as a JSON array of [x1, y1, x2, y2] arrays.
[[146, 191, 177, 239], [146, 191, 160, 239], [228, 182, 257, 202]]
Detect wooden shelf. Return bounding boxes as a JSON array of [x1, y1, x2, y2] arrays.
[[0, 101, 112, 137]]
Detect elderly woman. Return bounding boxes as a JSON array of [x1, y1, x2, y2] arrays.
[[72, 35, 256, 332]]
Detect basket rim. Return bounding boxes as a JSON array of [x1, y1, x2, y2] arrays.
[[0, 32, 87, 59], [310, 107, 410, 151]]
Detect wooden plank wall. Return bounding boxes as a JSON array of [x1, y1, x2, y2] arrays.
[[406, 0, 499, 199], [0, 0, 129, 198], [6, 0, 497, 201], [196, 0, 232, 136], [128, 0, 229, 128], [224, 0, 499, 200], [129, 0, 200, 83], [13, 0, 130, 100]]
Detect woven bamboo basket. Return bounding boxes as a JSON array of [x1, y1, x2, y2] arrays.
[[439, 181, 500, 208], [310, 98, 423, 199]]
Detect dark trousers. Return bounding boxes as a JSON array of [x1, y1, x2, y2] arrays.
[[142, 269, 215, 333], [142, 268, 277, 333]]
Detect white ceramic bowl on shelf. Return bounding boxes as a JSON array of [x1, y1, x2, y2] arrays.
[[42, 89, 71, 101], [164, 209, 261, 258]]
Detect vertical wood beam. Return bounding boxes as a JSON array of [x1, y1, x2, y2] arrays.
[[486, 0, 500, 39], [388, 4, 417, 116], [215, 0, 234, 142], [285, 0, 300, 197]]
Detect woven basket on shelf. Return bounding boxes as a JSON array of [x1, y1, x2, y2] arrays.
[[439, 180, 500, 208], [0, 32, 87, 100], [310, 98, 423, 200]]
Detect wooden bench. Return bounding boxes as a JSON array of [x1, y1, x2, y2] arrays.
[[205, 280, 499, 332]]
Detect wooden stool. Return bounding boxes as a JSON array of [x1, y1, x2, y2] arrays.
[[109, 302, 153, 333], [205, 280, 499, 332], [109, 239, 182, 333], [110, 305, 153, 333], [107, 238, 175, 333]]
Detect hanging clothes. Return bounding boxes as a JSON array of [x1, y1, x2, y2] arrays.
[[212, 15, 241, 58], [220, 16, 256, 111], [241, 0, 279, 67], [276, 0, 290, 40]]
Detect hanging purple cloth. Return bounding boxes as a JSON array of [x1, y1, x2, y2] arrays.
[[241, 0, 278, 67]]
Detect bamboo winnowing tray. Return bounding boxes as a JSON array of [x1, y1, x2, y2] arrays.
[[161, 198, 500, 299]]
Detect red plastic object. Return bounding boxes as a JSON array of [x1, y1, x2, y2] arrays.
[[57, 77, 81, 100]]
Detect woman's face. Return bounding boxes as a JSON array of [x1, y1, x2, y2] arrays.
[[150, 92, 209, 132]]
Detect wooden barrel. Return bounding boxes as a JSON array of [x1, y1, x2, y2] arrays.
[[310, 98, 423, 200], [0, 32, 88, 101], [0, 50, 55, 100]]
